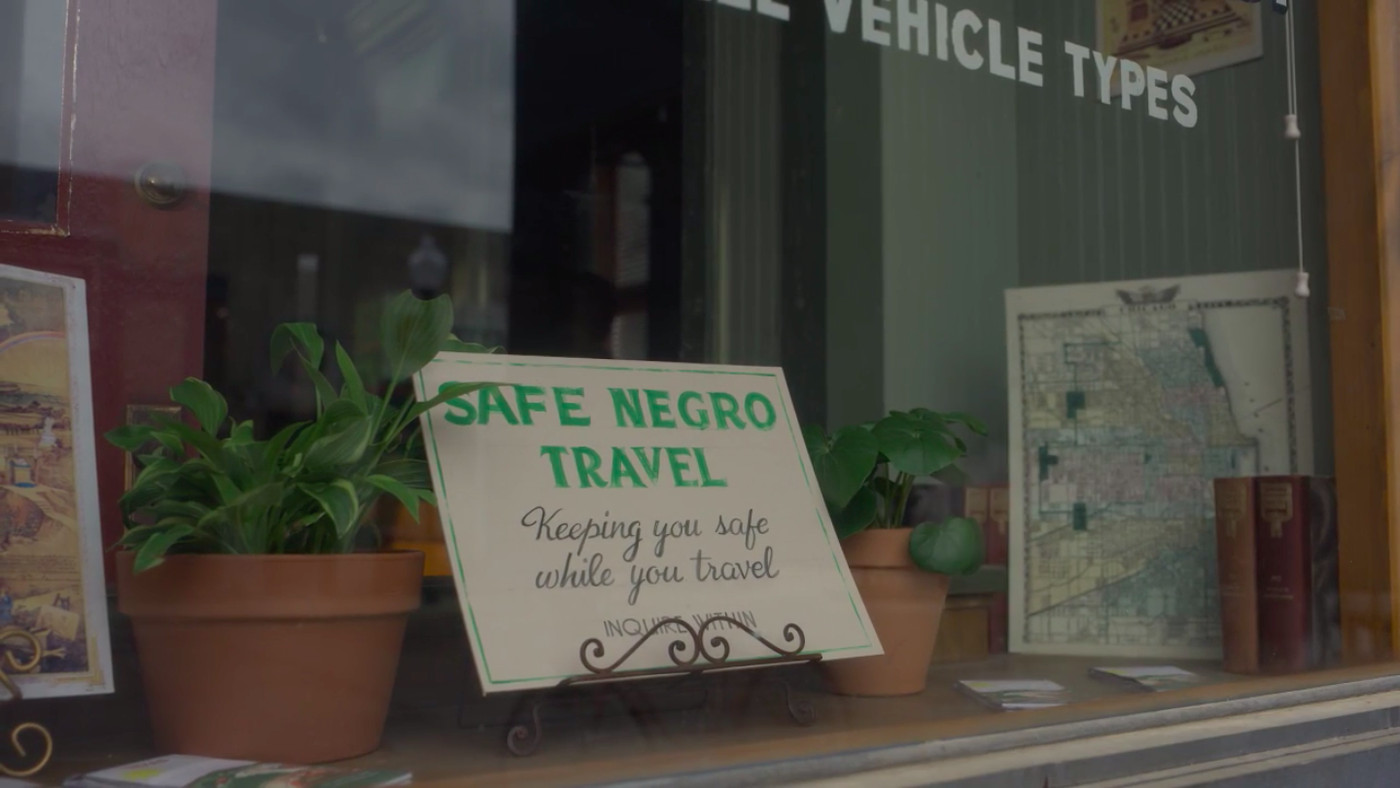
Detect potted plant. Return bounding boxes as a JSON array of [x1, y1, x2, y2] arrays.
[[804, 408, 986, 696], [106, 291, 487, 763]]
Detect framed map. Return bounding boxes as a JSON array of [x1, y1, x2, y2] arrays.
[[0, 264, 111, 697], [1098, 0, 1263, 83], [1006, 270, 1310, 657]]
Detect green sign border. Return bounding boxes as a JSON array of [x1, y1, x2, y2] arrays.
[[414, 357, 873, 688]]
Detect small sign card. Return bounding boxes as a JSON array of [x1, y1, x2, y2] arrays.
[[955, 679, 1068, 711], [415, 354, 881, 693], [1088, 665, 1202, 692]]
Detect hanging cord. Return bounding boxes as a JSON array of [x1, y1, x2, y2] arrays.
[[1283, 3, 1309, 297]]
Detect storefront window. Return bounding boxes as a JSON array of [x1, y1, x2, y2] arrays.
[[10, 0, 1396, 785]]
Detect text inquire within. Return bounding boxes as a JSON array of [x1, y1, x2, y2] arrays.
[[415, 354, 880, 693]]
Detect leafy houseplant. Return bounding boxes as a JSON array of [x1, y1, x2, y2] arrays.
[[108, 291, 487, 764], [109, 293, 488, 567], [803, 407, 987, 571], [804, 408, 988, 696]]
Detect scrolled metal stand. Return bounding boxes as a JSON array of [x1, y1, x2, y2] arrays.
[[0, 628, 55, 777], [506, 616, 819, 756]]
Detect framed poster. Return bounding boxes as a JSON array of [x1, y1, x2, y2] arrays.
[[1098, 0, 1263, 81], [0, 264, 112, 697], [414, 354, 880, 693], [1006, 270, 1310, 657]]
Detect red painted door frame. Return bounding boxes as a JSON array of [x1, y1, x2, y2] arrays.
[[0, 1, 216, 553]]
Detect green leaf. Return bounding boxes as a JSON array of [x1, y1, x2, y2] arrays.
[[133, 523, 196, 572], [170, 378, 228, 435], [366, 474, 426, 522], [908, 517, 984, 575], [382, 291, 453, 385], [144, 499, 212, 524], [117, 523, 166, 550], [262, 421, 307, 475], [374, 458, 431, 490], [872, 413, 962, 477], [804, 423, 879, 508], [226, 421, 255, 448], [153, 416, 225, 462], [442, 335, 502, 354], [302, 400, 374, 470], [131, 456, 179, 488], [270, 322, 325, 372], [150, 428, 185, 456], [335, 343, 367, 410], [106, 424, 156, 453], [944, 411, 989, 436], [299, 479, 362, 538], [906, 408, 947, 426], [933, 464, 971, 487], [228, 482, 287, 532], [406, 381, 493, 422], [300, 358, 339, 415], [211, 472, 241, 505], [869, 475, 900, 504], [829, 487, 877, 539], [119, 480, 172, 521]]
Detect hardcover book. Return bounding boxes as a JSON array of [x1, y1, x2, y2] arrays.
[[1214, 477, 1259, 673], [1256, 476, 1312, 674]]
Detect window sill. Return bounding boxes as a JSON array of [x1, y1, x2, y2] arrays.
[[46, 655, 1400, 787]]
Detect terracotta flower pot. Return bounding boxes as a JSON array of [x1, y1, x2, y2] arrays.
[[820, 528, 950, 696], [116, 551, 423, 763]]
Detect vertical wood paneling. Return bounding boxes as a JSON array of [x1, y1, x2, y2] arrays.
[[1015, 0, 1332, 482], [879, 0, 1019, 482], [704, 10, 783, 366], [825, 27, 884, 428], [1017, 2, 1312, 286]]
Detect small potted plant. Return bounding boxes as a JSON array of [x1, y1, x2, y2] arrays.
[[106, 291, 488, 763], [804, 408, 986, 696]]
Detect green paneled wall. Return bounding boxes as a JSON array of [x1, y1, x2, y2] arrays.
[[872, 0, 1332, 476], [879, 0, 1020, 482], [1014, 0, 1331, 473]]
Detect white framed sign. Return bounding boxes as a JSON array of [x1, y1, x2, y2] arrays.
[[0, 264, 112, 698], [415, 354, 880, 693]]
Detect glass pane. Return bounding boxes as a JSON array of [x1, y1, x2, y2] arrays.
[[0, 0, 64, 223], [38, 0, 1385, 784]]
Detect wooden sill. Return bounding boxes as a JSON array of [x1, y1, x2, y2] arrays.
[[414, 660, 1400, 787], [43, 653, 1400, 788], [40, 589, 1400, 786]]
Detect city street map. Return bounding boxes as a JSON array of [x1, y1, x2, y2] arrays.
[[1006, 270, 1311, 657]]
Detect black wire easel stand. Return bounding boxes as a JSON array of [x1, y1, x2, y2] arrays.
[[499, 615, 820, 756]]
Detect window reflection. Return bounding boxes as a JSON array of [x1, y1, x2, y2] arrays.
[[0, 0, 64, 224]]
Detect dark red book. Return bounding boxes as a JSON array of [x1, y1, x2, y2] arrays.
[[963, 486, 990, 538], [987, 486, 1010, 566], [961, 486, 1009, 566], [961, 486, 1009, 654], [1214, 477, 1258, 674], [1256, 476, 1312, 674], [988, 593, 1008, 654]]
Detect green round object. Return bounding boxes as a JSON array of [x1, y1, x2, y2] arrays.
[[908, 517, 984, 575]]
